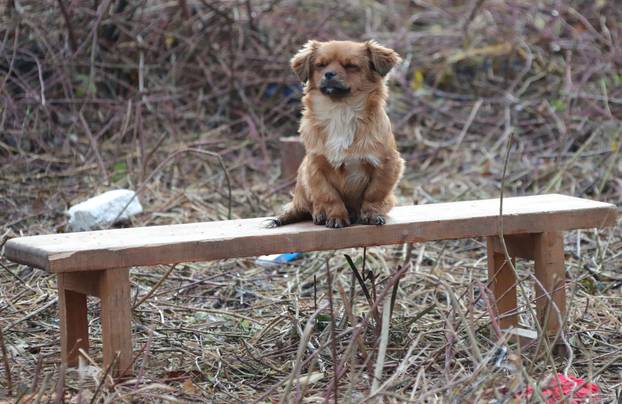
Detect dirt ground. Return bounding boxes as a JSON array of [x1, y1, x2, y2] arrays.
[[1, 0, 621, 402]]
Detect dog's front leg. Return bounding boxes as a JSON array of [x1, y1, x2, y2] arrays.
[[306, 155, 350, 228], [360, 153, 404, 225]]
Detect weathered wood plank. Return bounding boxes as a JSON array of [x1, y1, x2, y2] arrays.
[[4, 194, 616, 273], [489, 233, 536, 259], [58, 275, 89, 366], [99, 268, 132, 374], [279, 136, 305, 179], [534, 231, 566, 340], [59, 271, 102, 297], [486, 239, 518, 331]]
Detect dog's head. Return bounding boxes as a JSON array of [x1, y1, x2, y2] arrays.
[[291, 40, 401, 99]]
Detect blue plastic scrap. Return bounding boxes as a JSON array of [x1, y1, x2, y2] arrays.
[[256, 252, 302, 266]]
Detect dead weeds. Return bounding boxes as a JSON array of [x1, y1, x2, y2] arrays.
[[1, 0, 621, 402]]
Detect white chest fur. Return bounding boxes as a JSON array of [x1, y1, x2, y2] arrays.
[[313, 100, 360, 166]]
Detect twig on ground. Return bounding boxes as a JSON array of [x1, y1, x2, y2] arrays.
[[0, 326, 12, 397]]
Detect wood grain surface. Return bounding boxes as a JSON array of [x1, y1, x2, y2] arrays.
[[4, 194, 616, 273]]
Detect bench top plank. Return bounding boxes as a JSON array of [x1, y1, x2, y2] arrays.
[[4, 194, 616, 273]]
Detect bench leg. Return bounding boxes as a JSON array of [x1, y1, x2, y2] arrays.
[[58, 274, 89, 366], [99, 268, 133, 375], [533, 231, 566, 340], [486, 238, 518, 331]]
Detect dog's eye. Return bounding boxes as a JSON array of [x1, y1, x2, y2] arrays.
[[344, 63, 360, 71], [315, 62, 327, 68]]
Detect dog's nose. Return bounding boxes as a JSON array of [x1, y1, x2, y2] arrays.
[[324, 71, 337, 80]]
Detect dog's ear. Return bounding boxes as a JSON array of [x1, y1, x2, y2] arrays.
[[366, 40, 401, 77], [291, 40, 319, 83]]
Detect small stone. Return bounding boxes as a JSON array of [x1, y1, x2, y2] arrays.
[[67, 189, 143, 231]]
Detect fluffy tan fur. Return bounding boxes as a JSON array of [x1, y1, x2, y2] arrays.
[[273, 40, 405, 228]]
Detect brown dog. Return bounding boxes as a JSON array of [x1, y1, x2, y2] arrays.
[[272, 40, 405, 228]]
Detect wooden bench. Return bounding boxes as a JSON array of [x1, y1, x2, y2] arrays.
[[3, 194, 616, 375]]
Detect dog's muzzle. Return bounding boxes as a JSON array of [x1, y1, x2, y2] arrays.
[[320, 78, 351, 97]]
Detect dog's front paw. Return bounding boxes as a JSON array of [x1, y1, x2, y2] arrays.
[[359, 211, 386, 226], [314, 204, 350, 228], [264, 218, 282, 228], [325, 215, 350, 228], [312, 211, 327, 225]]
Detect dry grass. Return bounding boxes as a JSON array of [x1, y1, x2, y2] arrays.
[[1, 0, 621, 402]]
